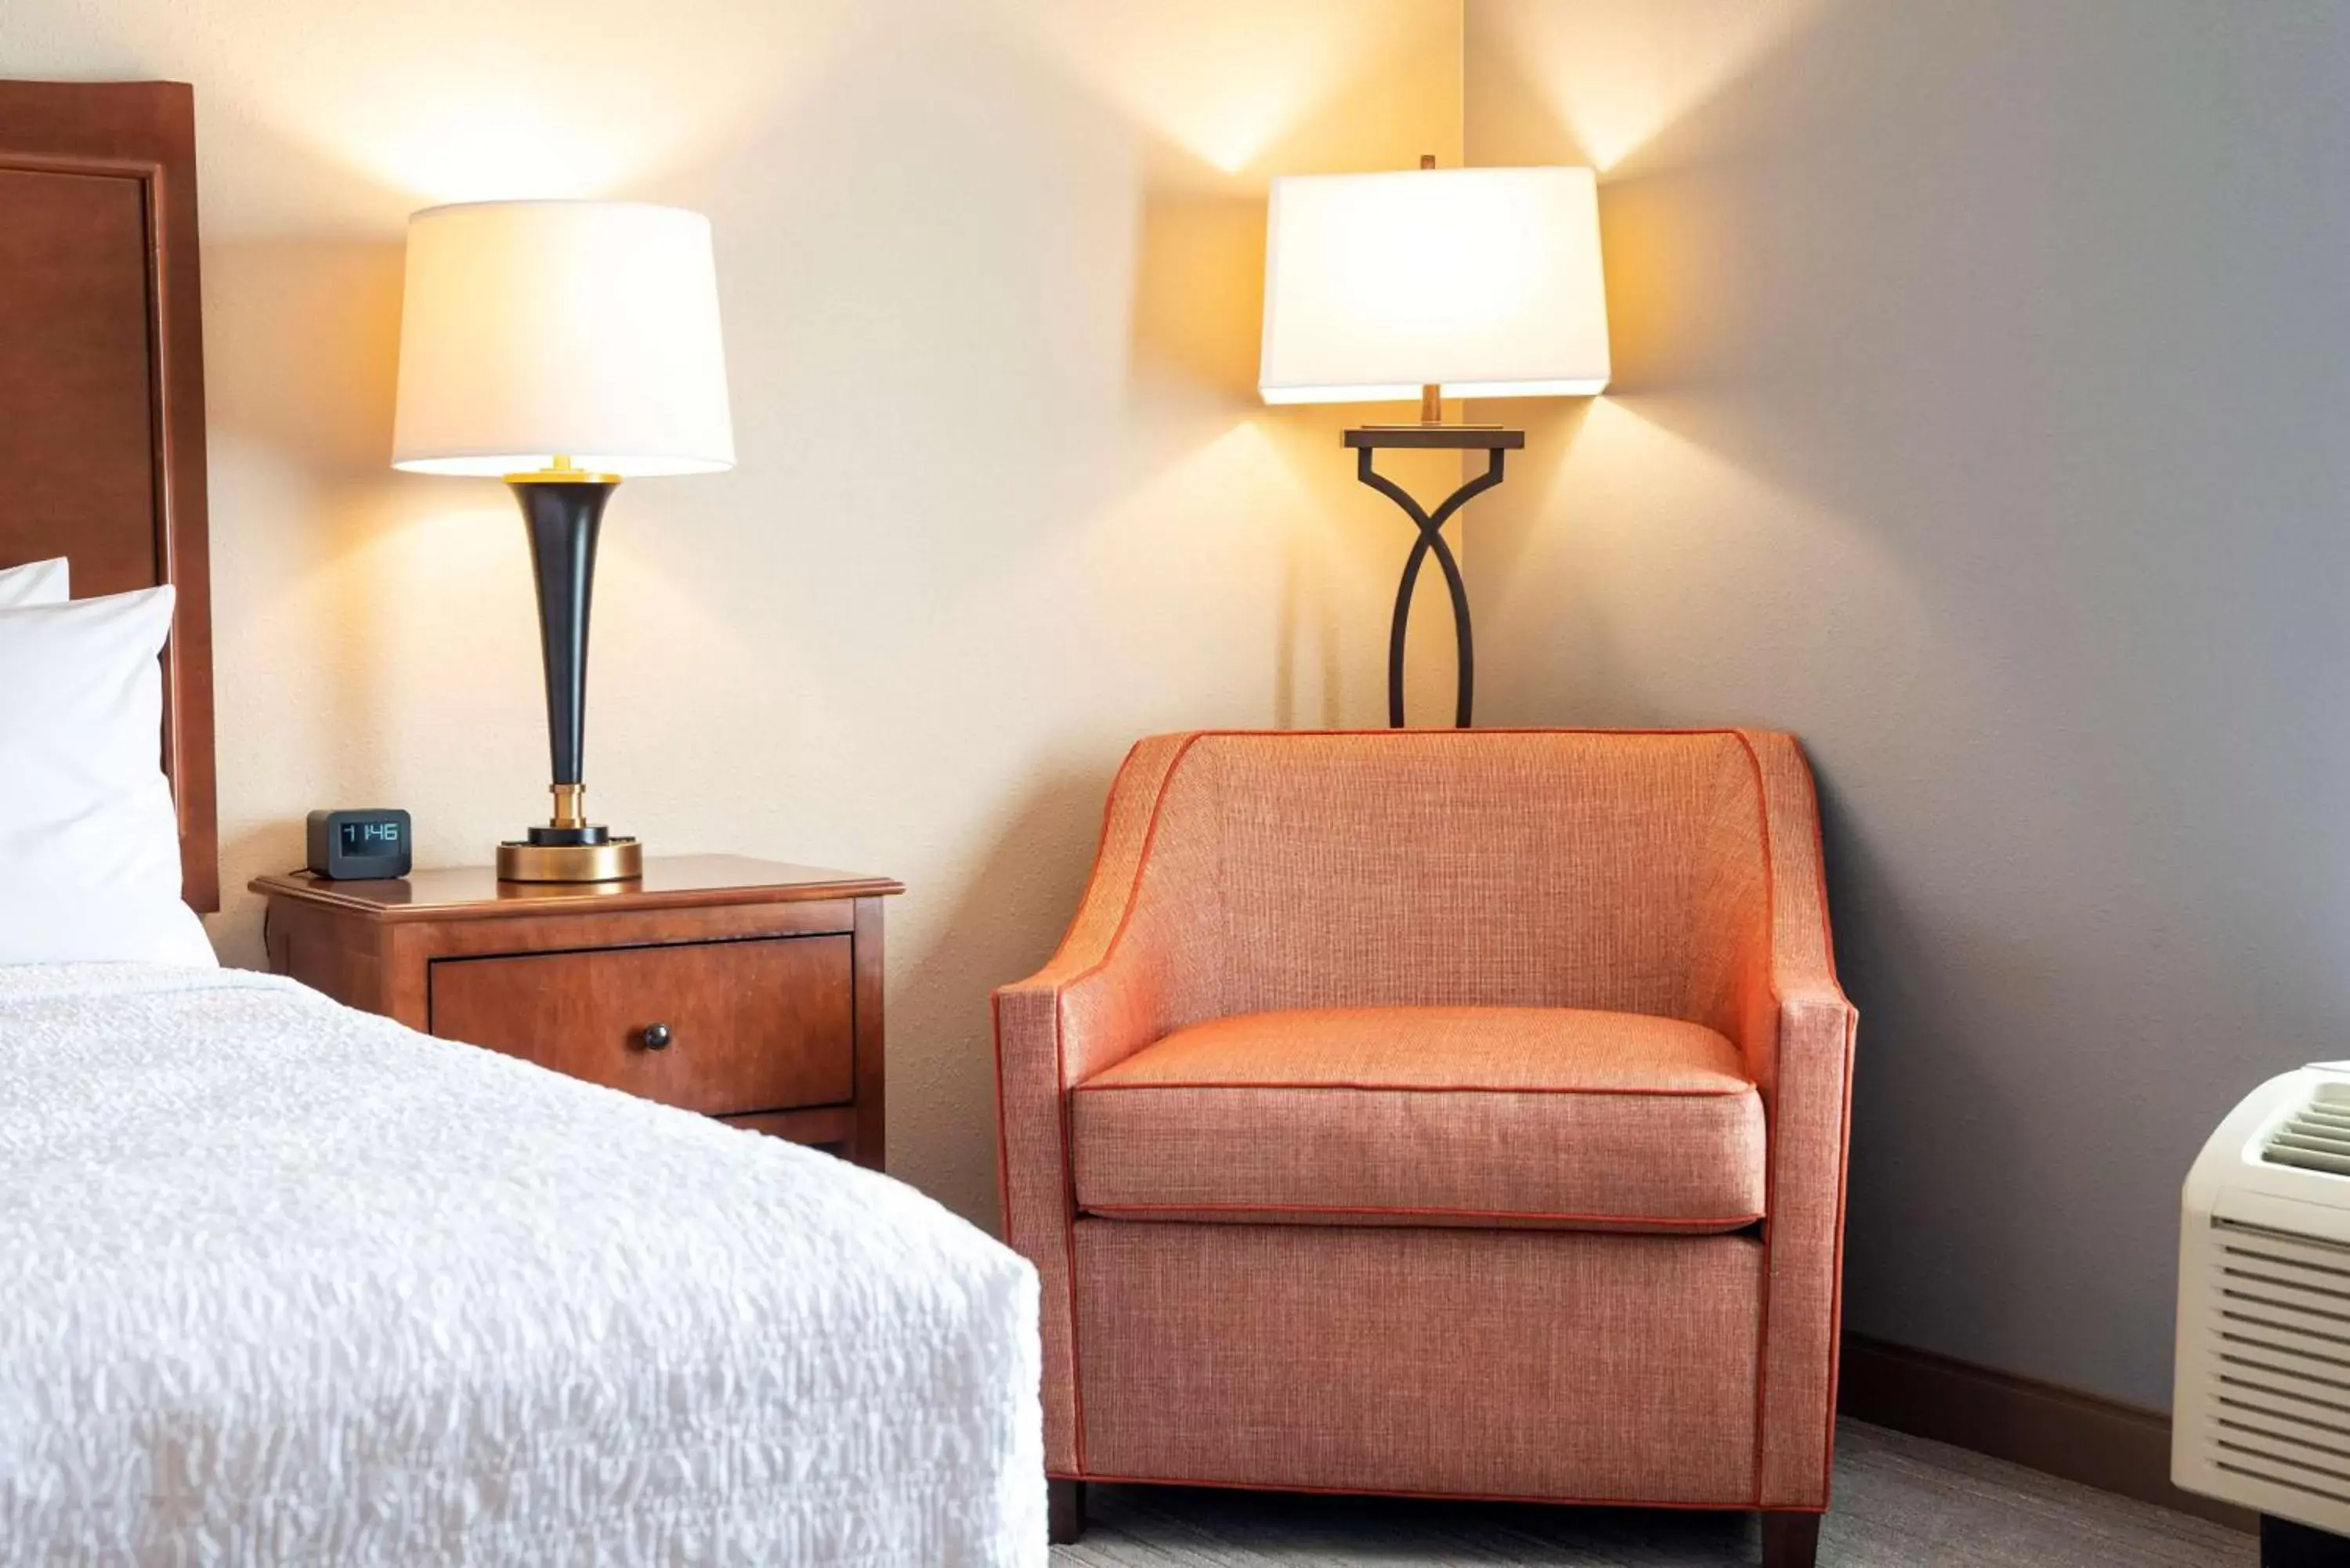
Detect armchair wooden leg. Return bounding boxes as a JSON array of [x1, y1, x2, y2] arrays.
[[2263, 1515, 2350, 1566], [1048, 1479, 1086, 1545], [1761, 1509, 1821, 1568]]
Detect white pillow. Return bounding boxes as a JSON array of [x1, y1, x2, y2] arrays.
[[0, 585, 215, 967], [0, 885, 215, 969], [0, 556, 70, 608]]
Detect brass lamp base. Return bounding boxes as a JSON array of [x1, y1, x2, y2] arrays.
[[497, 784, 642, 883], [497, 836, 642, 883]]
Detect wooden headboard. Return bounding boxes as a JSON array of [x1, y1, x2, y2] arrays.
[[0, 81, 217, 911]]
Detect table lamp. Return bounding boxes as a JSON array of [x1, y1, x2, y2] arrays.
[[1260, 161, 1609, 727], [392, 200, 734, 881]]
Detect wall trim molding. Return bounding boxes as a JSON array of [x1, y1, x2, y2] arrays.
[[1836, 1332, 2253, 1534]]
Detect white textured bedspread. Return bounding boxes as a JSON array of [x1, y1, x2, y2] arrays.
[[0, 964, 1043, 1566]]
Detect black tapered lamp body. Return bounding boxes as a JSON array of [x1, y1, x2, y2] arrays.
[[494, 478, 641, 883]]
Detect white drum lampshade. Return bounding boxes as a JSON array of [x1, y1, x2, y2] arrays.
[[392, 200, 736, 477], [1258, 165, 1610, 406]]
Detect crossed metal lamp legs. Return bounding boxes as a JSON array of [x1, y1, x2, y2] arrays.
[[1346, 426, 1524, 729]]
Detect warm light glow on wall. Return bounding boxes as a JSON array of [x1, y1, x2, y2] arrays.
[[996, 0, 1457, 178], [362, 103, 623, 208], [166, 0, 851, 221], [1473, 0, 1823, 172]]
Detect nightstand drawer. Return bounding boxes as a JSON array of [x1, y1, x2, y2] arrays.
[[428, 934, 854, 1115]]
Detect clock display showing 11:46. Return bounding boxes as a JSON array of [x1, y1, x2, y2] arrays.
[[305, 808, 413, 880]]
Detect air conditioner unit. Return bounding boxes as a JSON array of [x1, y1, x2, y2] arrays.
[[2176, 1063, 2350, 1549]]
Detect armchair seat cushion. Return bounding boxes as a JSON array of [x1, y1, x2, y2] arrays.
[[1069, 1006, 1766, 1234]]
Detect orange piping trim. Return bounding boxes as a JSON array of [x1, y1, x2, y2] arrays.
[[1807, 739, 1855, 1502], [1047, 1468, 1816, 1513], [1733, 728, 1778, 1508], [1079, 1200, 1765, 1230], [989, 990, 1014, 1241], [1058, 733, 1209, 998], [1073, 1078, 1754, 1097], [1054, 1000, 1088, 1472], [1817, 1005, 1857, 1507]]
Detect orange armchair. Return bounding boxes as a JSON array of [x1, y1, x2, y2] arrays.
[[993, 729, 1856, 1565]]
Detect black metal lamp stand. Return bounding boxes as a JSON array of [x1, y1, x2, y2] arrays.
[[1345, 418, 1525, 728], [495, 459, 643, 883]]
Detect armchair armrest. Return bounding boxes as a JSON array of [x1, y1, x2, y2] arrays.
[[992, 732, 1207, 1476], [1730, 732, 1859, 1510], [993, 732, 1211, 1086]]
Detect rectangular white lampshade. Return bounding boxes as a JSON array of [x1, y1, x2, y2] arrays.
[[392, 201, 736, 477], [1259, 166, 1610, 406]]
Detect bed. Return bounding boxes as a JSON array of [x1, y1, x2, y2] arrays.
[[0, 80, 1044, 1566]]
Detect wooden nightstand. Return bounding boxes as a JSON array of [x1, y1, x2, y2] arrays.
[[250, 855, 903, 1169]]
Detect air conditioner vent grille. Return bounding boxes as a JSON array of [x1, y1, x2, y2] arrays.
[[2202, 1227, 2350, 1508], [2262, 1097, 2350, 1176]]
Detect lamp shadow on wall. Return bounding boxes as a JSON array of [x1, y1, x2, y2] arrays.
[[1467, 0, 1951, 732], [1126, 200, 1480, 730], [1460, 32, 1820, 724], [1028, 0, 1471, 732], [1456, 396, 1593, 714], [1127, 190, 1347, 728], [201, 231, 410, 892], [1474, 0, 1956, 577], [202, 219, 557, 939], [1123, 179, 1491, 731]]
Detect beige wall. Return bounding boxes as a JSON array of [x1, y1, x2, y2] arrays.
[[0, 0, 1466, 1226], [1466, 0, 2350, 1411]]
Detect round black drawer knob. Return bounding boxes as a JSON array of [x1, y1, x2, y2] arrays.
[[640, 1023, 674, 1051]]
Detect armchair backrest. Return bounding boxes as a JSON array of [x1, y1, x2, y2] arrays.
[[1126, 729, 1772, 1031]]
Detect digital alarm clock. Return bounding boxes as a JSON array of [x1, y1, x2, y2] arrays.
[[306, 809, 413, 880]]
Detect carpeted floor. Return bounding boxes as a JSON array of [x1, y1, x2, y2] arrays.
[[1051, 1420, 2254, 1566]]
